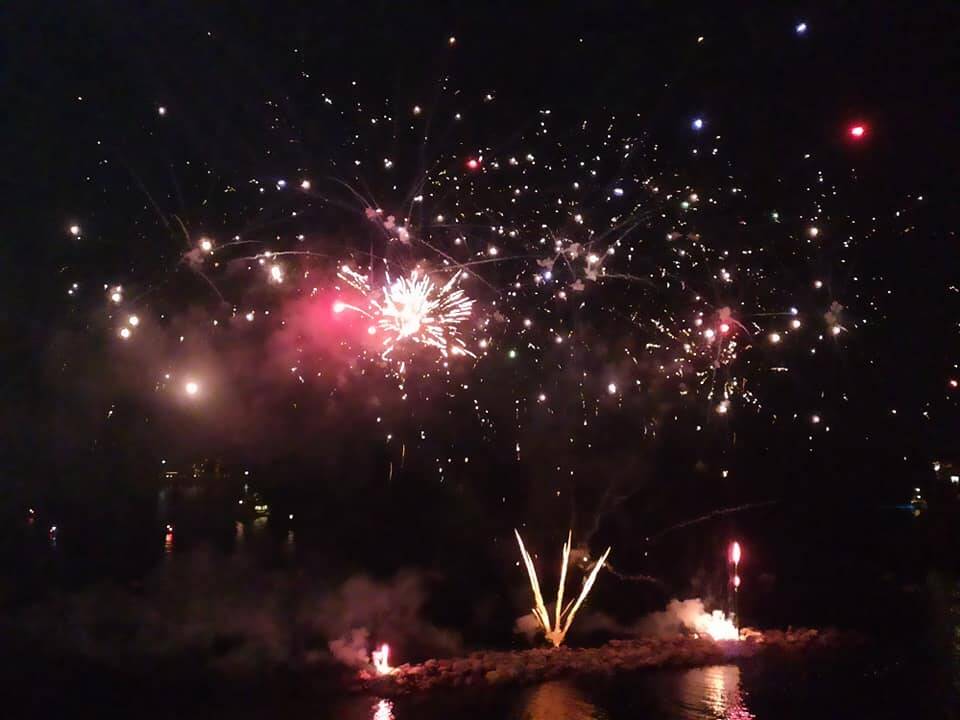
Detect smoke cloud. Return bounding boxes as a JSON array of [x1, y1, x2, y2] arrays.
[[579, 598, 726, 638], [314, 570, 462, 668], [11, 550, 460, 673]]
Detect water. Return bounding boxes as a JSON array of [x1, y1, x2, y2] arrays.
[[324, 659, 948, 719], [6, 501, 957, 717]]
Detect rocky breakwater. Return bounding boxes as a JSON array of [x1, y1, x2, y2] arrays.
[[356, 627, 849, 696]]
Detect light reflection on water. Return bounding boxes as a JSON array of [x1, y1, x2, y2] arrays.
[[674, 665, 754, 720], [517, 681, 606, 720], [372, 699, 394, 720], [333, 665, 753, 720]]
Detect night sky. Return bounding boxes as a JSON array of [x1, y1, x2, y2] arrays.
[[3, 1, 959, 593]]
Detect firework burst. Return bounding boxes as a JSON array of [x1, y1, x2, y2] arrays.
[[335, 265, 476, 361]]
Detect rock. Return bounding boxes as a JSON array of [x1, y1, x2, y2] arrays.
[[355, 626, 849, 697], [484, 670, 503, 683]]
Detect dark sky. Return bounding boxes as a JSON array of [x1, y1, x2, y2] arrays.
[[2, 0, 958, 537]]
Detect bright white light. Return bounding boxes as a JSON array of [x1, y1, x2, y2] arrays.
[[128, 315, 139, 327], [185, 381, 199, 396], [716, 401, 729, 415], [200, 238, 213, 252], [811, 414, 821, 424], [769, 332, 781, 344], [119, 327, 131, 339], [69, 224, 81, 236], [333, 302, 346, 313], [157, 106, 167, 116], [270, 265, 283, 282], [300, 179, 311, 190], [110, 291, 122, 304], [372, 643, 394, 675], [692, 117, 704, 130], [809, 226, 819, 238], [796, 22, 808, 34], [704, 328, 716, 339], [607, 383, 617, 395], [791, 319, 802, 329]]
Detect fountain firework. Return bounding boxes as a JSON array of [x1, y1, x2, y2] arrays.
[[515, 530, 611, 647], [372, 643, 394, 675]]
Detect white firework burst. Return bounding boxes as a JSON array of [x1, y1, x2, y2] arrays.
[[336, 265, 476, 360]]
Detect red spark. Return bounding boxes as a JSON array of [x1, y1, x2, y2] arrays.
[[848, 123, 867, 139], [465, 158, 480, 171]]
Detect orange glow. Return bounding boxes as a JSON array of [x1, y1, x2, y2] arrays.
[[695, 609, 740, 641]]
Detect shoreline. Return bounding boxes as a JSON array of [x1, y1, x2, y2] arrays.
[[355, 628, 851, 696]]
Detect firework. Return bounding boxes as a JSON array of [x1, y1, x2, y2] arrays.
[[730, 541, 741, 566], [371, 643, 394, 675], [70, 69, 881, 553], [729, 541, 743, 631], [336, 265, 476, 361], [514, 529, 611, 647], [694, 610, 740, 641]]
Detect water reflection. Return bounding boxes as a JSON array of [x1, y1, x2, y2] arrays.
[[328, 696, 397, 720], [676, 665, 754, 720], [518, 681, 606, 720], [372, 699, 394, 720]]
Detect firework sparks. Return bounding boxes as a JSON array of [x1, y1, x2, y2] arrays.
[[371, 643, 394, 675], [694, 610, 740, 641], [68, 70, 886, 552], [336, 265, 476, 361], [515, 529, 611, 647]]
